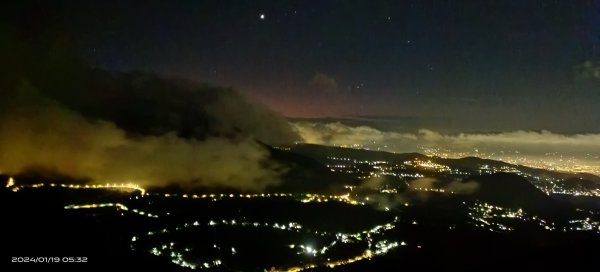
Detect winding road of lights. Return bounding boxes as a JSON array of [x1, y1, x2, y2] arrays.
[[5, 178, 366, 206], [6, 177, 400, 270], [6, 180, 145, 195], [64, 203, 160, 218], [14, 177, 597, 269], [159, 192, 365, 205]]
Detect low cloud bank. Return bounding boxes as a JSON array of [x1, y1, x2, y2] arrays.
[[293, 121, 600, 174]]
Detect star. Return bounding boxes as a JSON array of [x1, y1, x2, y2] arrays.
[[259, 13, 266, 20]]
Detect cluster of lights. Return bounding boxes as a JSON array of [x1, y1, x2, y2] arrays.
[[286, 239, 403, 271], [324, 151, 599, 199], [514, 171, 600, 198], [148, 242, 221, 269], [140, 219, 316, 269], [466, 201, 555, 232], [296, 244, 328, 256], [470, 165, 599, 199], [299, 193, 364, 205], [326, 156, 465, 179], [421, 147, 600, 176], [568, 218, 600, 233], [411, 187, 453, 194], [336, 144, 363, 149], [373, 240, 399, 254], [413, 159, 452, 173], [135, 217, 402, 271], [283, 220, 402, 271], [546, 187, 600, 197], [327, 157, 427, 178], [6, 177, 15, 188]]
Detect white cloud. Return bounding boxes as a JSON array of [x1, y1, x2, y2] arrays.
[[293, 121, 600, 174]]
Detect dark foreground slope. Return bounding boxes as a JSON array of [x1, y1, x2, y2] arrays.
[[467, 173, 571, 216]]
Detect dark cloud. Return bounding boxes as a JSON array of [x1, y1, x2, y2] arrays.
[[0, 81, 286, 191], [31, 70, 299, 146], [202, 87, 299, 145], [1, 11, 299, 146], [309, 72, 338, 92], [0, 30, 299, 191]]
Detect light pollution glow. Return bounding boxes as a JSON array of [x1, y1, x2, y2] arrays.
[[292, 122, 600, 176]]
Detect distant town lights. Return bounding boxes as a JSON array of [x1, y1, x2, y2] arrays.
[[6, 177, 14, 188]]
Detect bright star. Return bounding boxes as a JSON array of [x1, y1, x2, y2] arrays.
[[259, 13, 265, 20]]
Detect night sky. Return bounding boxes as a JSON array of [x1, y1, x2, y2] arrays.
[[11, 1, 600, 132]]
